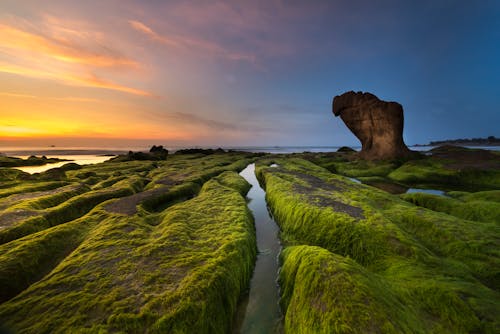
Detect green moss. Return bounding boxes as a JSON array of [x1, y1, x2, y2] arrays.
[[139, 182, 201, 213], [0, 167, 31, 181], [389, 159, 500, 191], [257, 157, 500, 333], [91, 175, 127, 190], [0, 181, 69, 199], [447, 190, 500, 203], [1, 149, 498, 333], [0, 208, 108, 303], [401, 192, 500, 224], [332, 160, 398, 177], [211, 171, 251, 196], [388, 159, 456, 184], [0, 172, 256, 333], [280, 245, 421, 333], [0, 177, 146, 244], [8, 184, 90, 211], [304, 149, 500, 193]]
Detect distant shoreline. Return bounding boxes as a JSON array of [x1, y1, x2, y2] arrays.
[[414, 136, 499, 147], [1, 143, 500, 157]]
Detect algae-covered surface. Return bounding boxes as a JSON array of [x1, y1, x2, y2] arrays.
[[256, 147, 500, 333], [0, 152, 258, 333], [0, 146, 499, 333]]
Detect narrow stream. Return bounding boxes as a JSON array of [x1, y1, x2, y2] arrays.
[[233, 163, 283, 333]]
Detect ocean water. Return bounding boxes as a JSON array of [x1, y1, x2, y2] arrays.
[[2, 145, 499, 174], [2, 145, 499, 156], [12, 155, 114, 174], [0, 145, 354, 155]]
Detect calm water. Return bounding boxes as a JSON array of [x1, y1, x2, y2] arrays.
[[349, 176, 447, 196], [234, 163, 283, 333], [11, 155, 113, 174], [1, 145, 499, 156], [406, 188, 446, 196]]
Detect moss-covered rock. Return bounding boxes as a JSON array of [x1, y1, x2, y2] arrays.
[[257, 157, 500, 333], [0, 155, 257, 333]]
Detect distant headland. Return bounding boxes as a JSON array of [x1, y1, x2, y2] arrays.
[[416, 136, 500, 147]]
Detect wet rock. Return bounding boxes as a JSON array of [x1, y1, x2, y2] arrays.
[[332, 91, 416, 160]]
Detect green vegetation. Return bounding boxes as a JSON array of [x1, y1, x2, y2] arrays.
[[257, 157, 500, 333], [1, 147, 498, 333], [0, 167, 31, 181], [306, 146, 500, 192], [0, 177, 145, 244], [0, 152, 259, 333], [0, 181, 69, 199], [0, 209, 107, 303], [447, 190, 500, 203], [401, 192, 500, 224], [280, 246, 420, 333], [387, 159, 500, 190]]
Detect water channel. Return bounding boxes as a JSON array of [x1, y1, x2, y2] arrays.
[[234, 163, 283, 333], [11, 155, 114, 174]]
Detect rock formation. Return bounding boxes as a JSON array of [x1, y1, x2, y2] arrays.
[[332, 91, 415, 160]]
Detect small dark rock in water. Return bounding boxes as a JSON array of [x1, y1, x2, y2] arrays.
[[110, 145, 168, 162], [337, 146, 356, 153], [332, 91, 417, 160], [149, 145, 168, 159], [149, 145, 168, 154]]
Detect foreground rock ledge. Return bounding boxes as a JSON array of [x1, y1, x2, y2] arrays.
[[332, 91, 415, 160]]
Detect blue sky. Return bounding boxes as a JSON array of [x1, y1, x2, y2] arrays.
[[1, 0, 499, 147]]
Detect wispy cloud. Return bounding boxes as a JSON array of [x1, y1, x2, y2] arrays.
[[0, 19, 152, 97], [73, 73, 153, 96], [0, 62, 152, 96], [0, 91, 100, 103], [128, 20, 181, 48], [144, 109, 239, 132], [0, 23, 138, 68], [128, 19, 257, 65], [0, 92, 38, 99]]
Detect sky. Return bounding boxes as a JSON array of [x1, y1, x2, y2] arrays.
[[0, 0, 499, 148]]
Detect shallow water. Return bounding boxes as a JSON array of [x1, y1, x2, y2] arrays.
[[406, 188, 446, 196], [12, 155, 113, 174], [348, 177, 447, 196], [348, 177, 362, 184], [234, 163, 283, 333]]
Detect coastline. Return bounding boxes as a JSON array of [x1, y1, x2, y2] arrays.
[[2, 144, 499, 157]]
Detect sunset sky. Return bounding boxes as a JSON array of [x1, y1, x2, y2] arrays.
[[1, 0, 499, 148]]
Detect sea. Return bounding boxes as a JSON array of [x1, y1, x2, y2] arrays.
[[2, 145, 500, 174]]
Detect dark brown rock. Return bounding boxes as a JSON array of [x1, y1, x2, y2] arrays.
[[332, 91, 415, 160]]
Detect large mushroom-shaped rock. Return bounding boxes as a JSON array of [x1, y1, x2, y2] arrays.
[[332, 91, 415, 160]]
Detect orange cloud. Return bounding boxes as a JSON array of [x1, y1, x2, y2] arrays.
[[0, 23, 138, 68], [72, 74, 154, 97], [0, 62, 152, 96], [0, 20, 153, 97]]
